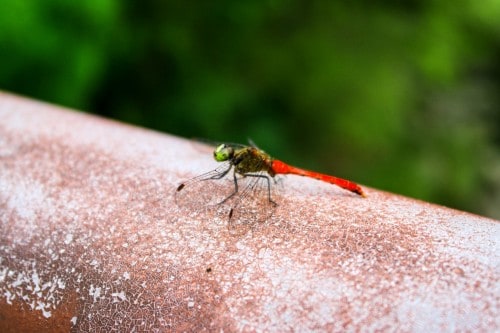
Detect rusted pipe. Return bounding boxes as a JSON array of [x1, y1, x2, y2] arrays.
[[0, 92, 498, 332]]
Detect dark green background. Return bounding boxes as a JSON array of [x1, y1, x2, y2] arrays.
[[2, 1, 499, 219]]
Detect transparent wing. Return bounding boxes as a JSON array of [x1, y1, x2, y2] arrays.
[[175, 162, 236, 210], [175, 160, 279, 232], [227, 172, 278, 232]]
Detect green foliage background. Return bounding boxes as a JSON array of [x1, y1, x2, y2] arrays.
[[2, 1, 499, 219]]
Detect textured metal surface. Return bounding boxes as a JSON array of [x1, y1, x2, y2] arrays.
[[0, 92, 499, 332]]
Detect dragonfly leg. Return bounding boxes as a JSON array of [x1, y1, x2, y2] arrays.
[[219, 171, 239, 204]]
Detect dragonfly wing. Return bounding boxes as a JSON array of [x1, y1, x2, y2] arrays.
[[175, 160, 279, 232], [227, 171, 278, 230], [175, 162, 236, 210]]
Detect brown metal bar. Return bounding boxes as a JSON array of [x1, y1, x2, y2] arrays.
[[0, 92, 498, 331]]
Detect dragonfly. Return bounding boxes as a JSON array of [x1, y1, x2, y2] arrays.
[[175, 142, 365, 226]]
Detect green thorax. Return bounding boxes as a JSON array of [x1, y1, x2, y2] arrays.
[[232, 147, 275, 176]]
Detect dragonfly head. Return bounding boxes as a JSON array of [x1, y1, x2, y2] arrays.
[[214, 144, 234, 162]]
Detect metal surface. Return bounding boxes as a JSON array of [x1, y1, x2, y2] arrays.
[[0, 92, 498, 332]]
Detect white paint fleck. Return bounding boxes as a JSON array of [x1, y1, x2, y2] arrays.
[[57, 278, 66, 289], [123, 271, 130, 280], [112, 291, 127, 302], [89, 284, 101, 302], [64, 233, 74, 244], [35, 300, 52, 318], [32, 271, 41, 293], [42, 281, 51, 291], [4, 290, 13, 304], [71, 316, 78, 325], [187, 300, 195, 308], [0, 267, 7, 282]]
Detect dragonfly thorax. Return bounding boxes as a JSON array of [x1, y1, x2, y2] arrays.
[[232, 147, 275, 176]]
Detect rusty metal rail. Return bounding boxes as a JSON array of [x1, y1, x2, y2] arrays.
[[0, 92, 498, 332]]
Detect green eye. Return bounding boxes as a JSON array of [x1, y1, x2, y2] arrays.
[[214, 144, 233, 162]]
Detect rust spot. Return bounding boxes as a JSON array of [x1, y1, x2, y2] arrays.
[[0, 291, 78, 333]]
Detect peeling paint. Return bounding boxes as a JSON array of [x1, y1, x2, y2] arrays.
[[0, 92, 499, 332]]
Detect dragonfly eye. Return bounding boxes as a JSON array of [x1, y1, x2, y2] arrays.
[[214, 144, 234, 162]]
